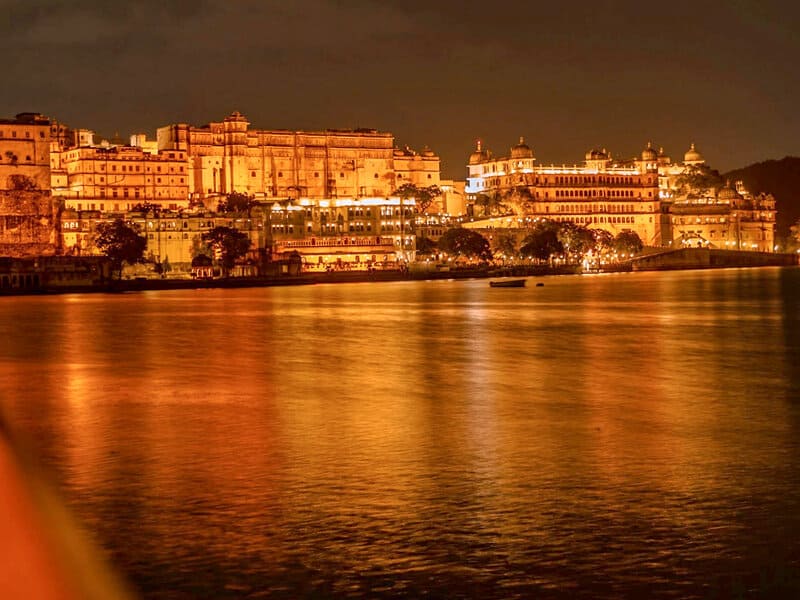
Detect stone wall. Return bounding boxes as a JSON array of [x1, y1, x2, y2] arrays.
[[630, 248, 797, 271], [0, 190, 60, 256]]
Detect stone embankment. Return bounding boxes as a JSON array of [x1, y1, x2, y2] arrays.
[[629, 248, 797, 271]]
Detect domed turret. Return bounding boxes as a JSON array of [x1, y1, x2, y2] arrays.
[[393, 147, 405, 157], [717, 180, 742, 202], [585, 148, 607, 161], [641, 142, 657, 161], [684, 143, 704, 164], [469, 139, 489, 165], [421, 146, 435, 158], [510, 136, 533, 159]]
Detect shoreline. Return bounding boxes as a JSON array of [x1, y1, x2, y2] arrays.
[[1, 259, 798, 297]]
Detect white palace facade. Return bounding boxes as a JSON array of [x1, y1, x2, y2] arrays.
[[465, 139, 776, 251]]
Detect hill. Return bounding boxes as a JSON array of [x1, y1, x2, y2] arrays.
[[723, 156, 800, 243]]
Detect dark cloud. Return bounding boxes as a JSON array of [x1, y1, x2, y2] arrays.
[[1, 0, 798, 177]]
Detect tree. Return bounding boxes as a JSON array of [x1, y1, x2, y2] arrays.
[[613, 231, 644, 256], [788, 219, 800, 252], [7, 174, 37, 191], [674, 164, 724, 198], [394, 183, 442, 214], [556, 222, 595, 257], [201, 226, 251, 276], [520, 221, 563, 261], [154, 256, 172, 278], [415, 236, 438, 255], [217, 192, 256, 214], [474, 190, 508, 217], [438, 227, 492, 260], [591, 228, 614, 253], [130, 201, 162, 215], [94, 219, 147, 279], [508, 186, 534, 215], [495, 232, 518, 260]]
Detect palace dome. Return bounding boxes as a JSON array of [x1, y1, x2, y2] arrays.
[[641, 142, 657, 161], [421, 146, 435, 157], [510, 136, 534, 159], [469, 140, 489, 165], [585, 148, 607, 160], [717, 181, 742, 202], [684, 143, 704, 164]]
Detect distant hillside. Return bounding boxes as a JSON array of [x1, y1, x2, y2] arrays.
[[723, 156, 800, 242]]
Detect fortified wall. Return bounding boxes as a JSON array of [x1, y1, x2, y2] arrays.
[[0, 189, 61, 257], [630, 248, 797, 271], [0, 113, 60, 257]]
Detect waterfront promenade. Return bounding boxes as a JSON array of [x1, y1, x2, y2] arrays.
[[1, 248, 796, 296]]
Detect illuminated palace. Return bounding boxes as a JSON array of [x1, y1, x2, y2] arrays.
[[40, 111, 449, 269], [48, 111, 445, 210], [61, 198, 416, 273], [156, 111, 441, 202], [465, 139, 776, 251]]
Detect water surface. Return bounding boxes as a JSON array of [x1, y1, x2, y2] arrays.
[[1, 268, 799, 598]]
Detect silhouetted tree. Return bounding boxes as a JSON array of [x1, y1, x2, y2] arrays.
[[557, 222, 595, 256], [438, 227, 492, 260], [520, 221, 563, 261], [7, 174, 37, 191], [788, 219, 800, 252], [394, 183, 442, 214], [94, 219, 147, 279], [130, 201, 162, 215], [217, 192, 256, 214], [591, 228, 615, 253], [495, 232, 518, 259], [201, 226, 251, 276], [674, 164, 724, 198], [613, 231, 644, 255], [474, 190, 508, 216], [415, 236, 438, 255]]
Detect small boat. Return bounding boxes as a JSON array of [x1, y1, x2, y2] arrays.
[[489, 279, 526, 288]]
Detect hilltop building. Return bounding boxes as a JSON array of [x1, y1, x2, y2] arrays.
[[156, 111, 441, 205], [665, 179, 776, 252], [465, 138, 776, 251], [465, 138, 661, 245], [653, 143, 776, 251]]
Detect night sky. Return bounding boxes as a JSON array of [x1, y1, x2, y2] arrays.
[[1, 0, 798, 179]]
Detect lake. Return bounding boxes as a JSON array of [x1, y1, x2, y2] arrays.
[[1, 267, 799, 598]]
